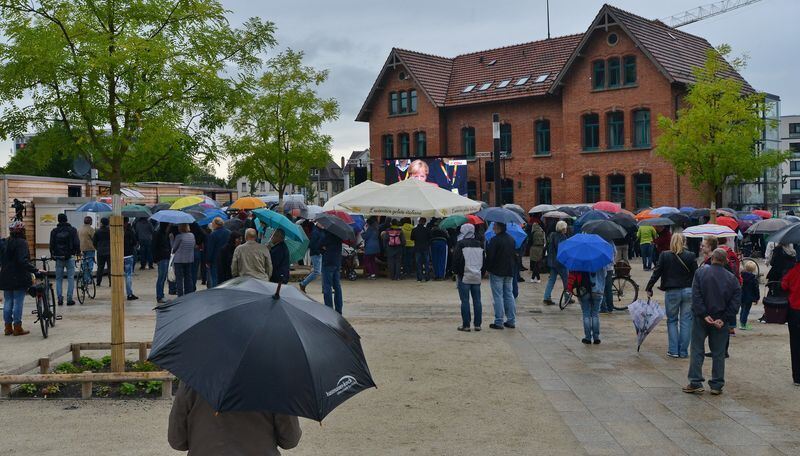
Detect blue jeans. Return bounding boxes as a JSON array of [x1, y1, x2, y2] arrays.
[[124, 256, 134, 296], [543, 265, 567, 301], [602, 272, 614, 312], [300, 254, 322, 287], [489, 274, 515, 326], [55, 257, 76, 302], [415, 250, 430, 281], [208, 262, 219, 288], [322, 265, 343, 314], [457, 279, 482, 328], [740, 300, 754, 326], [665, 288, 694, 357], [580, 292, 603, 341], [156, 259, 169, 301], [174, 262, 194, 296], [138, 239, 153, 267], [688, 316, 728, 390], [641, 243, 654, 269], [3, 289, 26, 325], [82, 251, 95, 284]]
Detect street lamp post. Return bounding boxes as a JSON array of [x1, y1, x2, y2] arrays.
[[492, 113, 502, 206]]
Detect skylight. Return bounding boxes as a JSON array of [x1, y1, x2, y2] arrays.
[[534, 73, 549, 83], [463, 84, 476, 93], [497, 80, 511, 88], [478, 82, 493, 91], [487, 59, 497, 66], [515, 76, 530, 86]]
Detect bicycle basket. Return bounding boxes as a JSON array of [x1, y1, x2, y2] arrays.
[[614, 261, 631, 277]]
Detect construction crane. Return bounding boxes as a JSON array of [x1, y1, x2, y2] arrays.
[[661, 0, 764, 28]]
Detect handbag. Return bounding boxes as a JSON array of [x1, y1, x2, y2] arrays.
[[167, 254, 176, 283]]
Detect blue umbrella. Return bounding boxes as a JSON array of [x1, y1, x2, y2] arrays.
[[349, 214, 366, 233], [651, 206, 679, 216], [485, 222, 526, 248], [151, 210, 195, 224], [252, 209, 307, 243], [556, 233, 614, 272], [740, 213, 761, 221], [475, 207, 525, 225], [76, 201, 112, 213], [198, 208, 229, 227], [574, 210, 611, 233], [679, 206, 696, 213]]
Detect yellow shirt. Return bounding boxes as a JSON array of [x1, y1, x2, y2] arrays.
[[402, 223, 415, 247]]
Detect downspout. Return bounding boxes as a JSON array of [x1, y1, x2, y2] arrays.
[[674, 93, 682, 207]]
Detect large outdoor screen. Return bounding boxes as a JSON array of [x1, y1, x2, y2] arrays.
[[384, 158, 469, 196]]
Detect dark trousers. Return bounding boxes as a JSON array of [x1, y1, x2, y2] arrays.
[[96, 254, 110, 286], [602, 272, 614, 312], [138, 239, 153, 268], [789, 309, 800, 384], [322, 265, 343, 314], [529, 258, 541, 280], [174, 262, 195, 296], [387, 252, 402, 280], [688, 317, 729, 390], [403, 246, 415, 276], [415, 249, 430, 281]]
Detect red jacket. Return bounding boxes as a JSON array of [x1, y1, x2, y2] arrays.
[[781, 263, 800, 311]]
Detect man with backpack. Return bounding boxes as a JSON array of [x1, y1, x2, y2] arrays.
[[382, 220, 405, 280], [50, 213, 81, 306]]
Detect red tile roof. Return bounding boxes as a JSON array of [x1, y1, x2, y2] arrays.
[[393, 49, 453, 106]]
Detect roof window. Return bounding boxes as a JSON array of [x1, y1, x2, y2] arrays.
[[487, 59, 497, 66], [463, 84, 476, 93], [497, 80, 511, 88], [515, 76, 530, 86], [478, 82, 493, 91], [534, 73, 549, 83]]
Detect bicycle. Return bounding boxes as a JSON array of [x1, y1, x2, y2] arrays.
[[739, 255, 761, 280], [558, 289, 574, 310], [76, 256, 97, 304], [29, 257, 59, 338], [609, 261, 639, 311]]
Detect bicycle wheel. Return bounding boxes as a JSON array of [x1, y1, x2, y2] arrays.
[[559, 290, 573, 310], [36, 295, 48, 338], [48, 284, 56, 327], [77, 279, 86, 305], [741, 257, 760, 278], [88, 279, 96, 299], [612, 277, 639, 311]]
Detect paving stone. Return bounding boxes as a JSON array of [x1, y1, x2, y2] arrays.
[[691, 422, 764, 446], [537, 378, 572, 391], [583, 441, 628, 456], [716, 445, 785, 456]]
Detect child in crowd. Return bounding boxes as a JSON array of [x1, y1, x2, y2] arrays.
[[740, 261, 760, 330]]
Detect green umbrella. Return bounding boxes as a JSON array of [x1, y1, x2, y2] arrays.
[[122, 204, 152, 218], [440, 215, 468, 230], [252, 209, 309, 263]]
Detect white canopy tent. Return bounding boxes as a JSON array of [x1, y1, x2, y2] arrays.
[[322, 180, 385, 211], [340, 178, 482, 218]]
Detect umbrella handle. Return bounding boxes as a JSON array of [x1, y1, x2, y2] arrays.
[[272, 283, 282, 300]]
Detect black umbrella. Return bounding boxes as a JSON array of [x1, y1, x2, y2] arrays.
[[610, 213, 637, 233], [475, 207, 525, 225], [149, 277, 375, 421], [314, 213, 356, 242], [581, 219, 627, 241], [502, 204, 527, 221], [690, 208, 710, 220], [638, 217, 674, 227], [151, 202, 171, 213], [766, 224, 800, 245], [223, 218, 245, 233], [557, 207, 582, 217], [666, 213, 691, 226], [183, 209, 205, 221]]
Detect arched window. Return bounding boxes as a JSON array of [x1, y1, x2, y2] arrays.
[[607, 111, 624, 149], [536, 178, 552, 205], [633, 109, 651, 147], [607, 57, 621, 88], [500, 124, 512, 156], [398, 133, 410, 158], [592, 60, 605, 90], [584, 176, 600, 203], [608, 174, 626, 208], [535, 120, 551, 155], [634, 173, 652, 209], [382, 135, 394, 159], [583, 114, 600, 151], [409, 90, 418, 113], [389, 92, 398, 115], [414, 131, 427, 157], [462, 127, 476, 159], [623, 56, 637, 85]]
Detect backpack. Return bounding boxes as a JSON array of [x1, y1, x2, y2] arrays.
[[387, 229, 402, 247], [52, 227, 74, 258], [567, 271, 591, 297]]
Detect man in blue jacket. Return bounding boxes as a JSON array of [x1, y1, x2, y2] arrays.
[[321, 230, 344, 314], [204, 218, 230, 288], [299, 224, 324, 293]]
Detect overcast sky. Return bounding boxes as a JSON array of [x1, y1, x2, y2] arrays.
[[1, 0, 795, 178]]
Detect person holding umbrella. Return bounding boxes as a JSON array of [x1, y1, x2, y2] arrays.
[[543, 221, 570, 306], [485, 222, 517, 330], [269, 229, 290, 285], [172, 224, 196, 296], [321, 228, 344, 314], [299, 222, 324, 292]]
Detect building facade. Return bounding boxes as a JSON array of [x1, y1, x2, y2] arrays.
[[309, 160, 345, 205], [781, 115, 800, 206], [357, 4, 757, 211]]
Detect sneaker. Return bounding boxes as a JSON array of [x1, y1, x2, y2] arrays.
[[667, 353, 679, 358], [710, 388, 723, 396], [66, 300, 75, 306], [457, 326, 471, 332], [534, 279, 541, 283], [157, 298, 166, 304], [503, 322, 515, 329], [740, 323, 753, 330], [299, 283, 306, 293], [529, 278, 536, 283], [474, 326, 481, 332], [682, 384, 704, 394], [489, 323, 504, 330], [794, 382, 800, 387], [581, 338, 591, 344], [127, 295, 139, 301], [593, 339, 601, 345], [58, 297, 64, 306], [729, 327, 736, 336], [543, 299, 556, 306]]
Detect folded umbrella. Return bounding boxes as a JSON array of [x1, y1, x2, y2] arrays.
[[638, 217, 674, 227], [556, 233, 614, 273], [314, 213, 356, 243], [475, 207, 525, 225], [628, 298, 666, 352], [149, 277, 376, 421], [485, 222, 526, 248], [581, 219, 627, 241], [747, 218, 789, 234], [529, 204, 556, 214], [76, 201, 112, 213], [151, 210, 195, 225]]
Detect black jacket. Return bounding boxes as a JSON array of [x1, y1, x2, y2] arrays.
[[411, 224, 431, 251], [692, 264, 741, 321], [93, 226, 111, 257], [767, 247, 796, 283], [646, 250, 698, 292], [430, 226, 448, 243], [124, 225, 138, 257], [270, 242, 290, 284], [218, 243, 237, 284], [49, 222, 80, 259], [151, 229, 172, 263], [484, 231, 516, 277], [0, 236, 36, 291], [546, 232, 566, 268]]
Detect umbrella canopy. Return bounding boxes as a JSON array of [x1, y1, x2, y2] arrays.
[[198, 209, 230, 227], [122, 204, 152, 218], [230, 197, 267, 210], [740, 213, 761, 221], [666, 213, 691, 226], [440, 215, 467, 230], [591, 201, 620, 213], [151, 210, 195, 225], [783, 215, 800, 224], [747, 218, 790, 234], [502, 204, 527, 220], [323, 180, 385, 211], [683, 224, 736, 238], [610, 213, 638, 233], [223, 218, 245, 233], [282, 199, 308, 218], [634, 209, 656, 221], [715, 216, 739, 231], [581, 219, 627, 241], [325, 210, 355, 225], [769, 224, 800, 245], [650, 206, 679, 216], [738, 219, 756, 232], [574, 205, 592, 215], [628, 298, 666, 352], [171, 195, 207, 210], [556, 233, 614, 272], [543, 210, 572, 220], [149, 277, 375, 421], [340, 178, 481, 218], [183, 209, 206, 221], [314, 213, 357, 243], [689, 209, 710, 220], [150, 202, 171, 213], [752, 209, 772, 219], [679, 206, 696, 213], [638, 217, 674, 227], [475, 207, 526, 225], [252, 209, 310, 263], [485, 222, 526, 248], [529, 204, 556, 214], [716, 209, 736, 218], [76, 201, 112, 213], [557, 206, 582, 217], [306, 205, 324, 220], [574, 210, 611, 232]]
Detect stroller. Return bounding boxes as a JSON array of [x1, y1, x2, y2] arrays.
[[341, 243, 361, 281], [761, 281, 789, 324]]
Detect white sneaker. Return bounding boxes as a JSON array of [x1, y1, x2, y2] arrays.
[[534, 279, 541, 283], [529, 278, 536, 283]]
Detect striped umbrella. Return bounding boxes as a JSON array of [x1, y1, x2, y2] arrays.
[[683, 224, 736, 238]]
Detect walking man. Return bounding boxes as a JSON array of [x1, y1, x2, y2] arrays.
[[485, 222, 516, 330], [78, 216, 96, 287], [300, 223, 323, 292], [50, 213, 80, 306], [321, 229, 344, 314], [684, 248, 740, 395]]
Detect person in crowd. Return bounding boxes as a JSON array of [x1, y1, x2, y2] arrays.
[[653, 226, 672, 267], [300, 222, 324, 292], [204, 217, 231, 288], [543, 221, 569, 306], [171, 223, 196, 296], [78, 216, 96, 287], [190, 223, 206, 289], [382, 220, 405, 281], [50, 213, 81, 306], [134, 216, 155, 270], [93, 217, 111, 286], [411, 217, 431, 282], [1, 221, 37, 335], [739, 261, 760, 330], [168, 381, 302, 456], [217, 231, 241, 284], [361, 217, 380, 279], [232, 228, 272, 281], [401, 218, 415, 277], [269, 229, 290, 284], [123, 218, 139, 300], [429, 220, 448, 281], [684, 248, 740, 395], [528, 219, 545, 283], [766, 241, 796, 285], [321, 228, 344, 314], [453, 224, 483, 332], [152, 222, 172, 304], [485, 222, 516, 330], [568, 267, 606, 344], [780, 259, 800, 386], [600, 259, 615, 315], [244, 211, 257, 232], [645, 233, 698, 358], [637, 224, 657, 271]]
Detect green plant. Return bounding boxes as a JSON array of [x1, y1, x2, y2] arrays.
[[41, 383, 60, 396], [54, 362, 80, 374], [119, 383, 137, 396], [100, 356, 112, 367], [95, 385, 111, 398], [143, 381, 162, 395], [78, 357, 104, 371], [19, 383, 38, 396], [130, 361, 158, 372]]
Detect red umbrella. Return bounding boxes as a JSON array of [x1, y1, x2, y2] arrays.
[[752, 209, 772, 219], [592, 201, 620, 213], [715, 216, 739, 231], [466, 214, 483, 225], [324, 210, 354, 224]]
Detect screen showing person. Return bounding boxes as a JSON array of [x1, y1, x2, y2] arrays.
[[408, 159, 429, 182]]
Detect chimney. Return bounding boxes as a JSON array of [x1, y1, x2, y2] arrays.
[[340, 156, 345, 169]]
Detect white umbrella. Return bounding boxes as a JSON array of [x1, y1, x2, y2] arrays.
[[340, 178, 482, 218], [306, 205, 324, 220], [323, 180, 385, 211], [683, 224, 736, 238], [529, 204, 557, 214]]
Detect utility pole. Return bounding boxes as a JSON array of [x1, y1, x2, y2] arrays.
[[546, 0, 551, 39], [492, 113, 502, 206]]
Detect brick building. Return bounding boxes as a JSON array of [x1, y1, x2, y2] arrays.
[[356, 4, 755, 211]]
